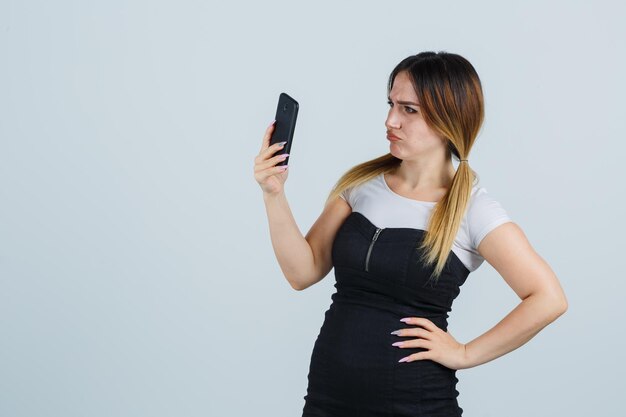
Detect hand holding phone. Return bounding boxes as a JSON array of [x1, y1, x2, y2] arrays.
[[254, 93, 299, 196]]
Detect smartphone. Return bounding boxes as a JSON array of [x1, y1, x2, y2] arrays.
[[269, 92, 299, 167]]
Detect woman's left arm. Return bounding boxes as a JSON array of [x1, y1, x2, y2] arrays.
[[462, 221, 568, 369]]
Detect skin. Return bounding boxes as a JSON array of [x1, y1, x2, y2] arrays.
[[386, 71, 569, 369]]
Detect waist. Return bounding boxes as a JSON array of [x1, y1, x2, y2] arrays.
[[323, 298, 450, 336], [330, 288, 451, 328]]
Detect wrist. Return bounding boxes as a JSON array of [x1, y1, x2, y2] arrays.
[[462, 343, 474, 369], [263, 190, 286, 203]]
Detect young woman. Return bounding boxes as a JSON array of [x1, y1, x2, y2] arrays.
[[254, 51, 568, 417]]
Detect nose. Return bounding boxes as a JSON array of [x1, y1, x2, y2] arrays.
[[385, 108, 401, 129], [385, 115, 400, 130]]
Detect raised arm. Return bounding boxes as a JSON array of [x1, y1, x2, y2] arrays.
[[255, 119, 352, 291]]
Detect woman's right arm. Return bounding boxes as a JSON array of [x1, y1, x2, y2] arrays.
[[255, 120, 351, 290], [263, 191, 351, 290]]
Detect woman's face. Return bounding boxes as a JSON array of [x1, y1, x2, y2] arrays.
[[385, 71, 447, 160]]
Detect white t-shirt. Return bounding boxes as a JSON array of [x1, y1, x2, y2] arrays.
[[339, 173, 512, 272]]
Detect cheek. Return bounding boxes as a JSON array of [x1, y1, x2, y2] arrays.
[[405, 124, 428, 139], [412, 124, 442, 144], [402, 132, 444, 153]]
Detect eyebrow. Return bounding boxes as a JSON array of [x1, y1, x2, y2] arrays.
[[387, 96, 420, 106]]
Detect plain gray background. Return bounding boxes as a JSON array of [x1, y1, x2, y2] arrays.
[[1, 0, 624, 416]]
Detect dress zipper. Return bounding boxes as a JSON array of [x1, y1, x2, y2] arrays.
[[364, 228, 383, 271]]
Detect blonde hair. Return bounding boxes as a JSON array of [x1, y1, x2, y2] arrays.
[[326, 51, 484, 283]]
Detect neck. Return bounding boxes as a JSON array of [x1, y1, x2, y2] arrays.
[[393, 155, 456, 190]]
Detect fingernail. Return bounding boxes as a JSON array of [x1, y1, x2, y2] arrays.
[[398, 357, 409, 363], [278, 165, 288, 170], [278, 141, 287, 146], [268, 119, 276, 127], [400, 318, 410, 323]]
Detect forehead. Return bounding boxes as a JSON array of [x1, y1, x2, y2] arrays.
[[389, 72, 417, 100]]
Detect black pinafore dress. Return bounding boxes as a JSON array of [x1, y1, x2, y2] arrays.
[[301, 211, 470, 417]]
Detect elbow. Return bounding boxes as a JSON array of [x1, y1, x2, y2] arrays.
[[288, 271, 321, 292], [549, 294, 568, 320], [528, 291, 568, 321], [539, 285, 569, 316], [554, 289, 569, 315], [289, 278, 308, 291], [288, 279, 303, 291]]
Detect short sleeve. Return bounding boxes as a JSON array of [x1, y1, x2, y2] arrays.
[[339, 187, 354, 208], [467, 188, 512, 251]]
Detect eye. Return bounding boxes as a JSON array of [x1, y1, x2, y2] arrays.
[[387, 100, 417, 114]]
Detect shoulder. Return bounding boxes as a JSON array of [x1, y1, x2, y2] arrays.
[[339, 186, 355, 207], [339, 175, 378, 208], [465, 186, 513, 251]]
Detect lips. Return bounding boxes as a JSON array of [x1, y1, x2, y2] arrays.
[[387, 133, 401, 141]]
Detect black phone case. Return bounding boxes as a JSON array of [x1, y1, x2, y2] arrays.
[[270, 92, 299, 166]]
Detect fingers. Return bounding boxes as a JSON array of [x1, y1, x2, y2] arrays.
[[254, 144, 288, 170], [391, 328, 431, 339], [263, 141, 287, 160], [393, 338, 432, 350], [254, 154, 289, 176], [400, 317, 438, 332], [259, 119, 289, 157], [254, 120, 290, 182], [260, 119, 277, 153], [398, 351, 430, 363], [254, 163, 289, 183]]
